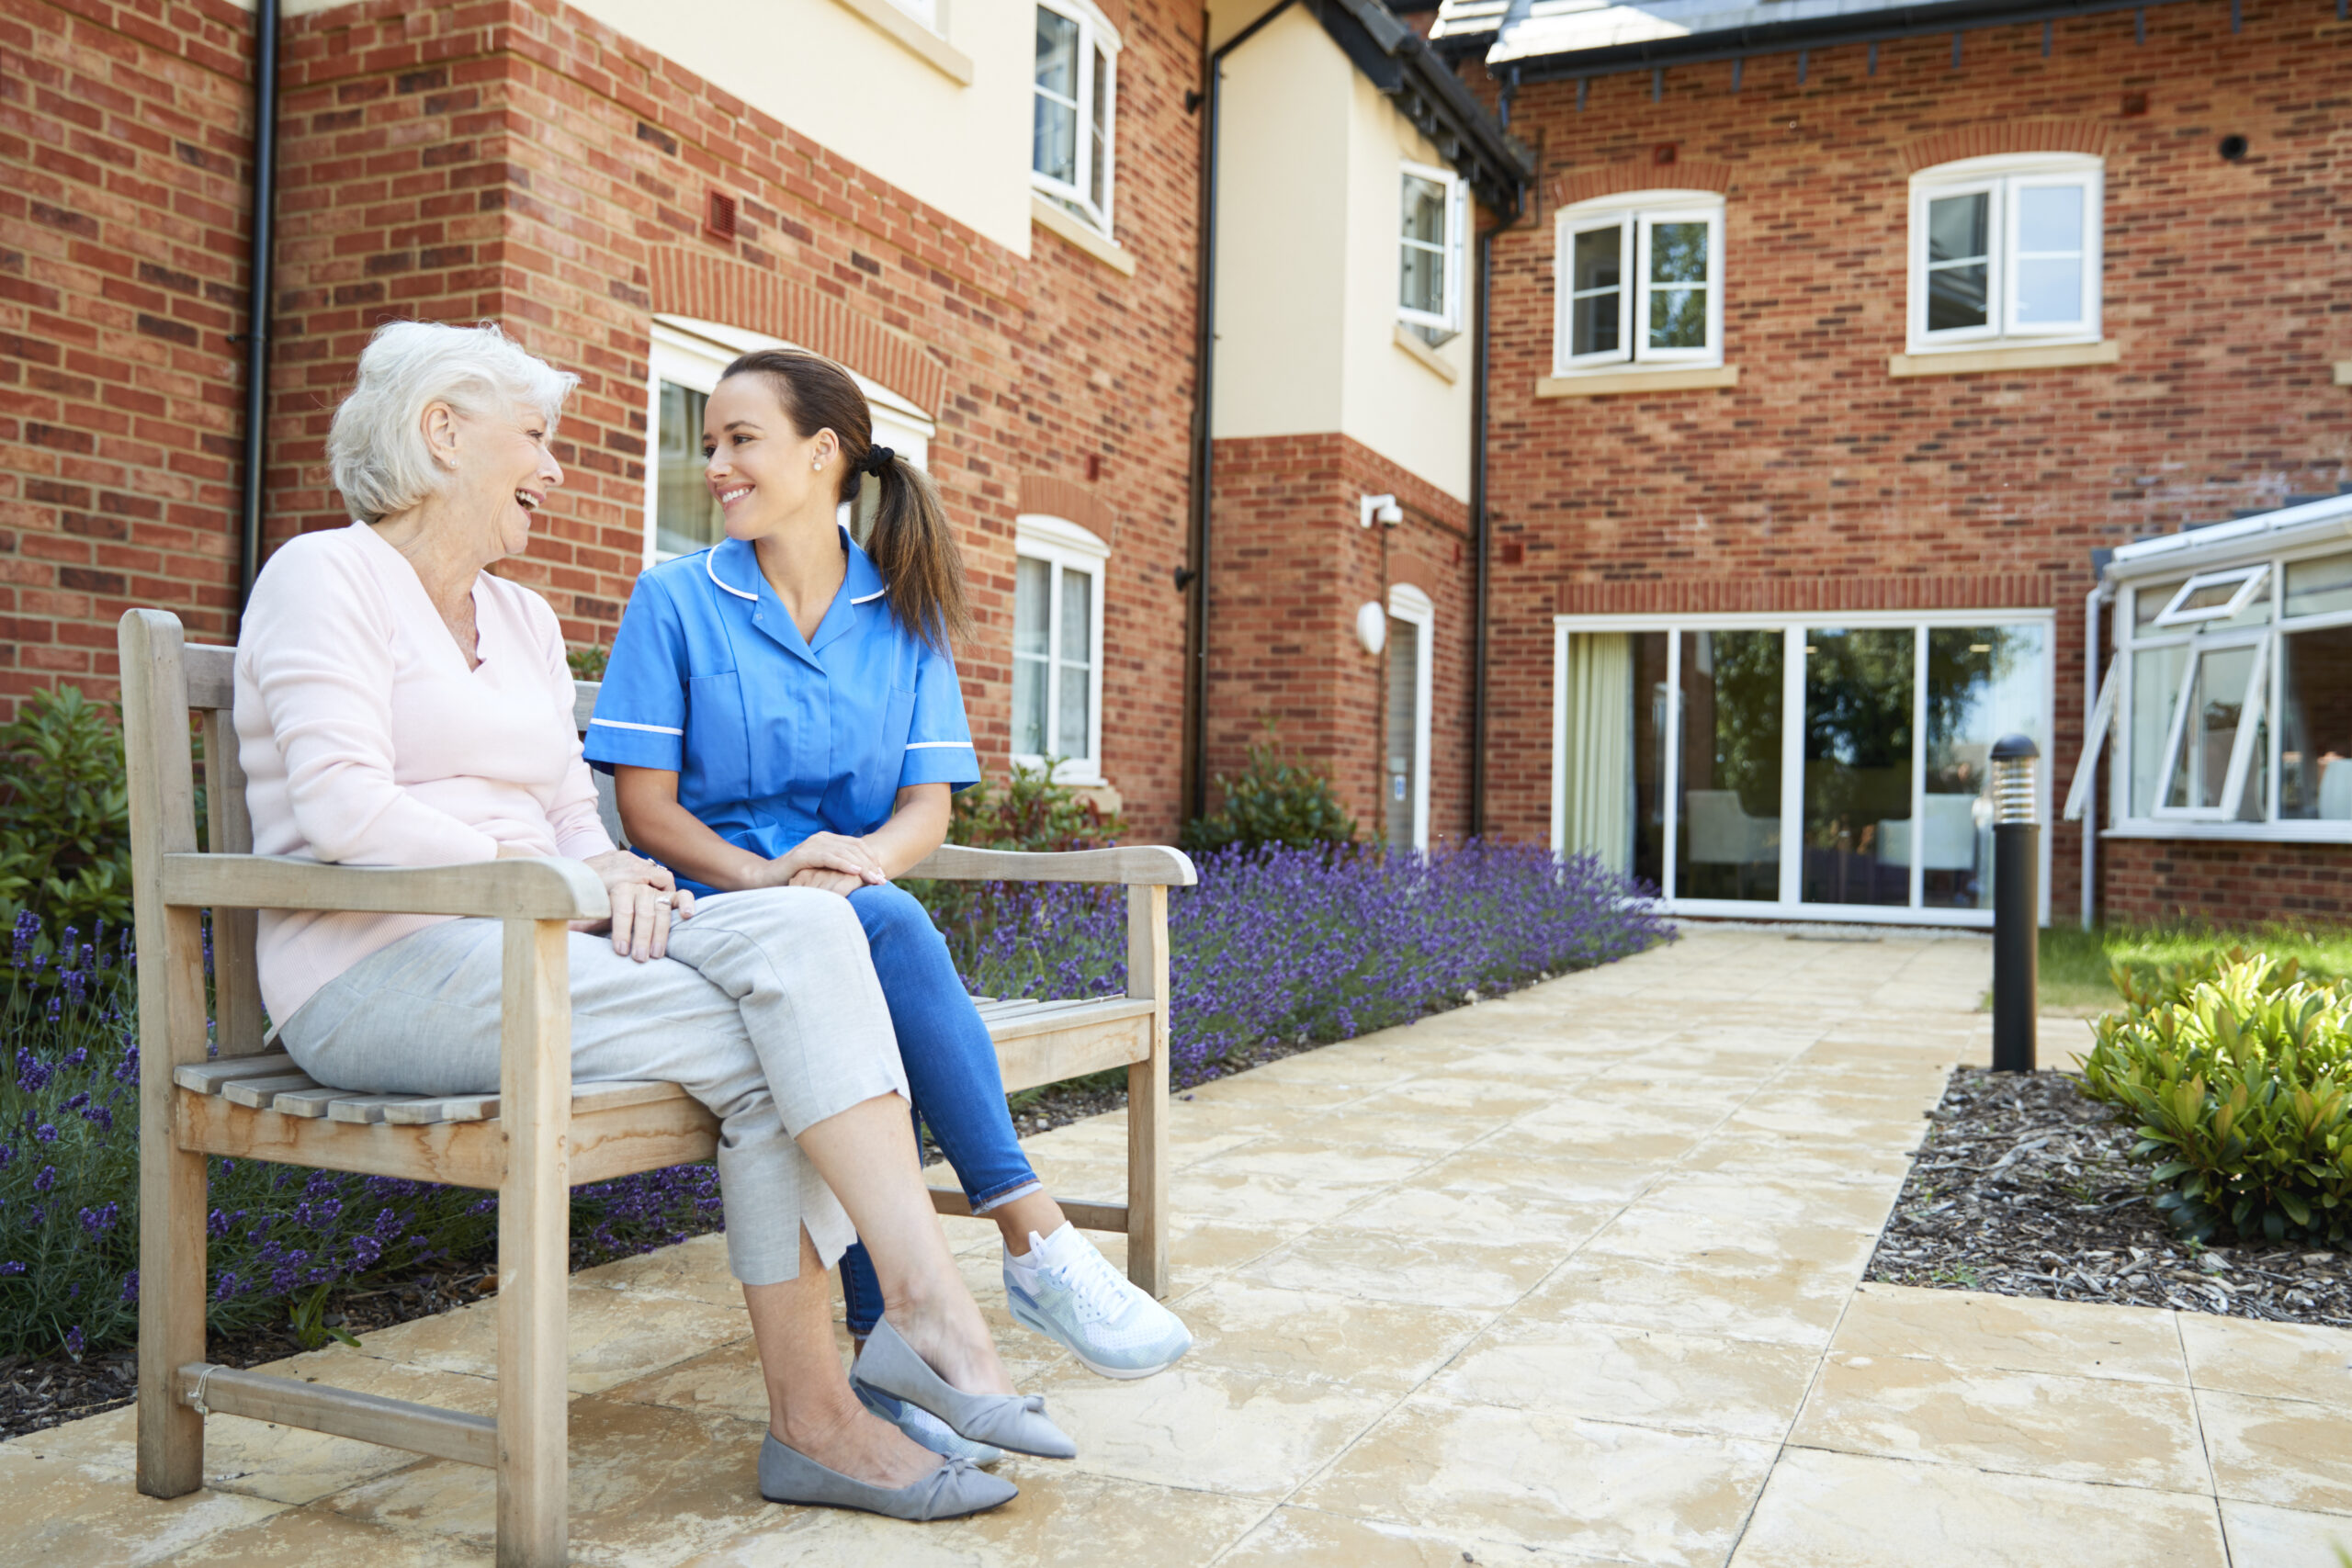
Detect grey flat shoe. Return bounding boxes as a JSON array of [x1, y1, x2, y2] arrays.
[[851, 1316, 1078, 1460], [757, 1431, 1017, 1520], [855, 1382, 1007, 1466]]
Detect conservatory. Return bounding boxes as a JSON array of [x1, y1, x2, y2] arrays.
[[1551, 610, 2053, 926]]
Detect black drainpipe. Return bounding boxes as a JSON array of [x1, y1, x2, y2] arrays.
[[1469, 69, 1522, 839], [1182, 0, 1298, 823], [235, 0, 280, 613]]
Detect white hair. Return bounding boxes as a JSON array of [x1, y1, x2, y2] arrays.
[[326, 321, 578, 523]]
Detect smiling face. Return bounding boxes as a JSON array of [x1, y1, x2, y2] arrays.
[[701, 373, 840, 542], [424, 397, 564, 563]]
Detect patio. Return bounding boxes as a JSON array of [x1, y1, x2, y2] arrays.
[[8, 926, 2351, 1566]]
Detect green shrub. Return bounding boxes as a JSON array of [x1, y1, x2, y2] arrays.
[[2078, 953, 2352, 1245], [946, 760, 1125, 852], [566, 643, 609, 681], [0, 687, 138, 942], [1180, 733, 1356, 853]]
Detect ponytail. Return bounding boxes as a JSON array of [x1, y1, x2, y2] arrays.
[[718, 348, 972, 654]]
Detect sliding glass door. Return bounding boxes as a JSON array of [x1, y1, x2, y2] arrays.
[[1555, 614, 2052, 923]]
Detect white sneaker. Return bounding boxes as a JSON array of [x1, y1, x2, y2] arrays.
[[1003, 1223, 1193, 1380]]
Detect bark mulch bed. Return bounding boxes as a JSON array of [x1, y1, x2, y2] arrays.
[[1866, 1065, 2352, 1327], [0, 1023, 1362, 1444]]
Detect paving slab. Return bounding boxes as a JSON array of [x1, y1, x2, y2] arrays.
[[22, 924, 2352, 1565]]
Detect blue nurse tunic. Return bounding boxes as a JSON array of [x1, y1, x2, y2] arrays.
[[582, 528, 979, 897]]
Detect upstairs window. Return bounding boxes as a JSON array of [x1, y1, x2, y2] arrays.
[[1399, 162, 1467, 344], [1907, 154, 2102, 351], [1033, 0, 1118, 231], [1555, 191, 1724, 373]]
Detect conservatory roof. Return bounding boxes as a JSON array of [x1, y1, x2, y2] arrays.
[[2104, 492, 2352, 584]]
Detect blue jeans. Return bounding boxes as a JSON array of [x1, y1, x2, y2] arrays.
[[836, 883, 1041, 1335]]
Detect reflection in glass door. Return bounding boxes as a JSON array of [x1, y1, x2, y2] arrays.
[[1675, 630, 1783, 900], [1923, 626, 2046, 908], [1803, 628, 1915, 907]]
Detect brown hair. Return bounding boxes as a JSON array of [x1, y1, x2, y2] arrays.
[[718, 348, 972, 653]]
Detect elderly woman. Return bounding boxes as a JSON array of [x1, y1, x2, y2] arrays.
[[234, 320, 1066, 1522]]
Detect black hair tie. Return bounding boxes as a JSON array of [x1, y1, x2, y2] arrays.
[[860, 446, 896, 477]]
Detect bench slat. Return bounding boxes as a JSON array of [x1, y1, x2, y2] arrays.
[[327, 1094, 442, 1124], [174, 1053, 297, 1093], [220, 1073, 322, 1109]]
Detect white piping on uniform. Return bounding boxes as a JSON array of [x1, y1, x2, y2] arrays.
[[851, 588, 887, 604], [905, 740, 974, 750], [589, 717, 685, 736], [706, 547, 758, 602]]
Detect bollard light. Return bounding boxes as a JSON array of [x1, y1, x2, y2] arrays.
[[1989, 734, 2040, 1073]]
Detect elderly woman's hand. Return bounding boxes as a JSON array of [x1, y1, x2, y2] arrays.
[[581, 849, 693, 961]]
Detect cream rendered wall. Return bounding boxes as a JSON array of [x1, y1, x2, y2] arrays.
[[1206, 3, 1474, 502], [1338, 70, 1473, 502], [1207, 4, 1351, 443], [262, 0, 1035, 255]]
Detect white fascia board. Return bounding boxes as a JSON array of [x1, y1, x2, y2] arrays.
[[2107, 495, 2352, 582]]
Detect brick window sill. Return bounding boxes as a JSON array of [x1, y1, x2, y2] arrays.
[[1535, 365, 1739, 399], [829, 0, 974, 85], [1393, 324, 1460, 384], [1889, 340, 2119, 378], [1032, 195, 1136, 276], [2335, 361, 2352, 387]]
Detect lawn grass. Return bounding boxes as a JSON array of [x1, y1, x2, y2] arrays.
[[2039, 920, 2352, 1013]]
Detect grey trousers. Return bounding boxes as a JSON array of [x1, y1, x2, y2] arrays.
[[277, 888, 910, 1285]]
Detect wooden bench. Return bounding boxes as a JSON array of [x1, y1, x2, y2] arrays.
[[122, 608, 1194, 1567]]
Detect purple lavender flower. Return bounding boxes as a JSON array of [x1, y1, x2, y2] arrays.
[[0, 1262, 24, 1277], [33, 1123, 56, 1144], [119, 1270, 139, 1303], [33, 1165, 55, 1194], [10, 910, 36, 968], [63, 1325, 84, 1357], [16, 1047, 52, 1095]]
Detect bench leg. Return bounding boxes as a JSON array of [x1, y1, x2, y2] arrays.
[[137, 1081, 208, 1498], [1125, 886, 1170, 1297], [496, 919, 572, 1568]]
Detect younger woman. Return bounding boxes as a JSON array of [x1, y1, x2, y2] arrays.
[[587, 350, 1191, 1455]]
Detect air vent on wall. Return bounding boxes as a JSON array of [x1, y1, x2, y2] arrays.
[[706, 190, 737, 239]]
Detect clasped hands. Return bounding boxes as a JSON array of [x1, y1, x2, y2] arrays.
[[762, 831, 891, 897]]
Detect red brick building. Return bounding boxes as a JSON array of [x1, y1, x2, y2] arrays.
[[1431, 0, 2352, 925]]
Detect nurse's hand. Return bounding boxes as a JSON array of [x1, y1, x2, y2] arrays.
[[787, 866, 866, 897], [582, 849, 695, 962], [771, 832, 888, 889]]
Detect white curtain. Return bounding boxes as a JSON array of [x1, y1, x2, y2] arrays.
[[1563, 634, 1634, 873]]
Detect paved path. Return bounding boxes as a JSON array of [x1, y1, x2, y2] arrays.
[[11, 928, 2352, 1565]]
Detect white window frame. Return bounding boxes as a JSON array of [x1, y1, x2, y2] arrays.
[[1012, 513, 1108, 785], [1552, 190, 1725, 376], [1397, 160, 1468, 339], [1031, 0, 1119, 234], [2100, 541, 2352, 842], [1386, 582, 1435, 851], [1548, 608, 2057, 928], [1907, 153, 2103, 354], [641, 316, 934, 569]]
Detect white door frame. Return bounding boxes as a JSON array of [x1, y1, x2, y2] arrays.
[[1388, 583, 1435, 851]]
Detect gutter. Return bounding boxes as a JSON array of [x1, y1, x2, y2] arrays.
[[1183, 0, 1300, 821], [235, 0, 281, 612]]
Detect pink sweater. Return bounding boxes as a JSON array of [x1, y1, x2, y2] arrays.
[[235, 523, 615, 1023]]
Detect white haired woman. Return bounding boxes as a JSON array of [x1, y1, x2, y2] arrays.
[[233, 320, 1067, 1520]]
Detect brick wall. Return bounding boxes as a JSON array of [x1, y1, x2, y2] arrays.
[[4, 0, 1205, 838], [2103, 839, 2352, 926], [0, 0, 258, 699], [1479, 0, 2352, 920], [1205, 430, 1474, 842]]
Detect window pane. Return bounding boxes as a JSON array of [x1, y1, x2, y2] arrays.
[[2130, 643, 2188, 816], [1648, 221, 1708, 285], [2281, 623, 2352, 819], [2167, 645, 2259, 811], [655, 381, 722, 558], [1033, 8, 1080, 184], [2287, 551, 2352, 621], [1923, 626, 2046, 909], [1803, 628, 1916, 907], [1632, 631, 1670, 891], [2013, 257, 2082, 323], [1561, 633, 1635, 874], [1058, 568, 1091, 663], [1012, 657, 1047, 757], [2015, 184, 2082, 253], [1057, 568, 1092, 758], [1647, 287, 1706, 350], [1401, 243, 1443, 319], [1928, 193, 1989, 263], [1057, 658, 1089, 760], [2174, 578, 2251, 618], [1401, 175, 1448, 318], [1928, 263, 1988, 332], [2134, 578, 2188, 626], [1676, 630, 1782, 902], [1089, 47, 1109, 209], [1571, 225, 1622, 356], [1402, 175, 1447, 245], [1014, 557, 1051, 658]]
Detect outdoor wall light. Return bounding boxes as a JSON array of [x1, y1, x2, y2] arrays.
[[1360, 493, 1402, 529], [1355, 601, 1388, 655]]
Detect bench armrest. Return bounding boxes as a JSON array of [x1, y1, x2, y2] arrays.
[[906, 844, 1197, 887], [159, 853, 610, 921]]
